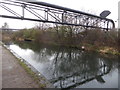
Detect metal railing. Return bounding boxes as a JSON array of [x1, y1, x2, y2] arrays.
[[0, 0, 115, 30]]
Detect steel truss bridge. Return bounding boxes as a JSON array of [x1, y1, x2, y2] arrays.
[[0, 0, 115, 30]]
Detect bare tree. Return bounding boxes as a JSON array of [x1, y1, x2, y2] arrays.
[[2, 22, 9, 31]]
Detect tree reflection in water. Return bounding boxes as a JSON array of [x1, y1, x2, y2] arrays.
[[49, 49, 118, 88], [13, 41, 118, 88]]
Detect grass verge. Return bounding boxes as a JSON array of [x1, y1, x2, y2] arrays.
[[1, 43, 50, 88]]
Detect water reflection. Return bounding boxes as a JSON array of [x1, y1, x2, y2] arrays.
[[9, 41, 118, 88]]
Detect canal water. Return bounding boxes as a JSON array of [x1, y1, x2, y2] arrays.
[[5, 41, 119, 89]]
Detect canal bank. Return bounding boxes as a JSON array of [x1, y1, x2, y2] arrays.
[[0, 44, 2, 89], [1, 42, 53, 88]]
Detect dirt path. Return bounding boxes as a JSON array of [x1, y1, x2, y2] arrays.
[[1, 45, 40, 88]]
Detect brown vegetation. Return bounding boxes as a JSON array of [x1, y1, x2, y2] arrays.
[[1, 23, 119, 55]]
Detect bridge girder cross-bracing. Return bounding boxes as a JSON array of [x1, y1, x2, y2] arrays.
[[0, 0, 115, 30]]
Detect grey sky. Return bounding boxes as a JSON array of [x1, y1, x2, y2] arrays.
[[0, 0, 119, 29]]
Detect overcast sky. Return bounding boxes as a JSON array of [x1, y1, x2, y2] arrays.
[[0, 0, 119, 29]]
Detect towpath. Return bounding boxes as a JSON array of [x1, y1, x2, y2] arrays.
[[1, 44, 40, 88]]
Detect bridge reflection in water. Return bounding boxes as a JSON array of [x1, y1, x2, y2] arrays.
[[46, 49, 118, 88], [7, 42, 118, 88]]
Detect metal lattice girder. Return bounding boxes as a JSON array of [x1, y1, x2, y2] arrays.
[[0, 0, 115, 30]]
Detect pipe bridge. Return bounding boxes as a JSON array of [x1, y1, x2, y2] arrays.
[[0, 0, 115, 30]]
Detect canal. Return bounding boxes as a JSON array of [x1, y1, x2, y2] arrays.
[[4, 41, 119, 89]]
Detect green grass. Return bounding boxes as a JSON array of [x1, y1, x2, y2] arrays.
[[17, 59, 47, 88]]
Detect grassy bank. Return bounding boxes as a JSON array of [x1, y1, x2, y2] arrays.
[[2, 25, 119, 56], [17, 59, 47, 88]]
